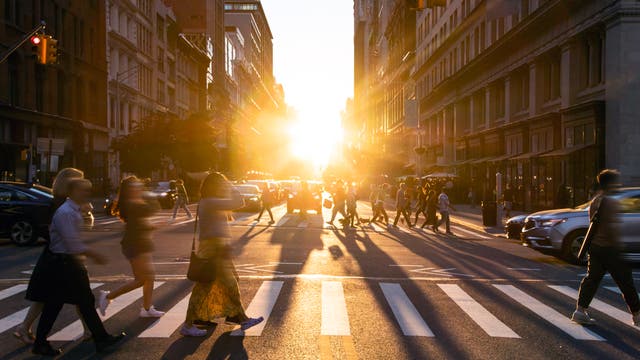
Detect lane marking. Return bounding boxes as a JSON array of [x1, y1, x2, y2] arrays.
[[0, 284, 28, 301], [493, 285, 604, 341], [139, 293, 191, 338], [549, 285, 639, 331], [233, 281, 284, 336], [507, 268, 541, 271], [438, 284, 519, 338], [451, 226, 492, 239], [321, 281, 351, 336], [49, 281, 164, 341], [0, 283, 103, 335], [604, 286, 640, 298], [379, 283, 434, 337], [297, 222, 308, 229]]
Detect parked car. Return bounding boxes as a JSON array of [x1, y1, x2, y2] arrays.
[[522, 187, 640, 264], [147, 181, 176, 209], [234, 184, 262, 211], [286, 181, 323, 214], [0, 182, 54, 245], [505, 214, 527, 239]]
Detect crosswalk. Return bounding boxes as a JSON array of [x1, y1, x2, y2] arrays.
[[0, 279, 636, 346]]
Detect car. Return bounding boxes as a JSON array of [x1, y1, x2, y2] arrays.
[[505, 214, 527, 239], [234, 184, 262, 211], [0, 182, 54, 245], [521, 187, 640, 264], [147, 181, 177, 209], [286, 181, 323, 214]]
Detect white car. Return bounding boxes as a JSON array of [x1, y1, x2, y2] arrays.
[[521, 187, 640, 264]]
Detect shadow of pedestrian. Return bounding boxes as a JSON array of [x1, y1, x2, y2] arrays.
[[160, 327, 215, 360], [206, 332, 248, 360]]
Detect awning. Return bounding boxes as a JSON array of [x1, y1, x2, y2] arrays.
[[487, 154, 513, 163], [469, 157, 495, 165], [510, 150, 552, 161], [539, 144, 595, 158]]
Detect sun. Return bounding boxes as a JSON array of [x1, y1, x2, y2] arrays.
[[288, 111, 343, 170]]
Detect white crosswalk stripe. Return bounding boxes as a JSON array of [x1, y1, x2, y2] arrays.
[[438, 284, 519, 338], [493, 284, 605, 341], [233, 281, 284, 337], [138, 293, 191, 338], [0, 283, 103, 335], [604, 286, 640, 298], [0, 284, 28, 301], [321, 281, 351, 336], [450, 226, 492, 239], [380, 283, 434, 337], [549, 285, 639, 331], [48, 281, 164, 341]]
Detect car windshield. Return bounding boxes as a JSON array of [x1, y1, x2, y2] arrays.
[[235, 185, 260, 194]]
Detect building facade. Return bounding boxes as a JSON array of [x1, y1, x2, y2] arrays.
[[413, 0, 640, 210], [0, 0, 108, 190]]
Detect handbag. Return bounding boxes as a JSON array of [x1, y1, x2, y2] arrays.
[[186, 207, 217, 283]]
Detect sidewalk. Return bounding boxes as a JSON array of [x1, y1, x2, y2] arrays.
[[451, 204, 527, 235]]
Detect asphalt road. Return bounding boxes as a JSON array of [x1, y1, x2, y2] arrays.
[[0, 202, 639, 360]]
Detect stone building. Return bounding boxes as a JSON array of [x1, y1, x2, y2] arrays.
[[0, 0, 108, 190], [412, 0, 640, 211]]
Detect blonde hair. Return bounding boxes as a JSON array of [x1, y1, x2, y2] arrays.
[[52, 168, 84, 198]]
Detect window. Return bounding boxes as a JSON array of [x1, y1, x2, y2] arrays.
[[156, 15, 165, 42], [157, 47, 164, 73], [138, 65, 152, 96], [224, 3, 258, 11], [543, 54, 561, 102], [495, 82, 505, 119], [582, 33, 604, 88], [3, 0, 18, 24], [157, 80, 165, 105]]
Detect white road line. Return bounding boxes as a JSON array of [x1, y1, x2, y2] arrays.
[[379, 283, 434, 337], [507, 268, 541, 271], [297, 222, 308, 229], [549, 285, 639, 331], [0, 283, 103, 335], [451, 226, 492, 239], [138, 293, 191, 338], [49, 282, 164, 341], [493, 285, 604, 341], [369, 223, 386, 233], [438, 284, 519, 338], [0, 284, 28, 301], [275, 216, 290, 227], [232, 281, 284, 337], [604, 286, 640, 298], [321, 281, 351, 336]]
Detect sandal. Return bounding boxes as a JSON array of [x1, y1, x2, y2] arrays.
[[13, 325, 35, 344]]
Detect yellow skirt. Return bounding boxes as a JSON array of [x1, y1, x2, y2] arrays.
[[185, 237, 247, 323]]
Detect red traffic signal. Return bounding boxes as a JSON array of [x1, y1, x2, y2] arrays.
[[30, 35, 42, 46]]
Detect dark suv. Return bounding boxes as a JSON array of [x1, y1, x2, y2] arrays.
[[0, 182, 54, 245]]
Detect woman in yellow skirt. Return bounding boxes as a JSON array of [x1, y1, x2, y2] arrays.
[[181, 172, 264, 336]]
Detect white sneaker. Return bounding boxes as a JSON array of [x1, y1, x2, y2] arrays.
[[571, 310, 596, 325], [98, 290, 110, 316], [139, 306, 165, 318], [180, 324, 207, 337]]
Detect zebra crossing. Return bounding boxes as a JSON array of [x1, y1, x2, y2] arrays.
[[0, 279, 636, 346]]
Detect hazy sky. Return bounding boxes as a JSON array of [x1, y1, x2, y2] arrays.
[[261, 0, 354, 128]]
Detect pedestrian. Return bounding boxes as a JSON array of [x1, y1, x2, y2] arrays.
[[503, 183, 514, 218], [327, 180, 347, 225], [468, 187, 476, 208], [435, 187, 456, 235], [255, 183, 275, 224], [393, 183, 412, 228], [422, 190, 439, 230], [170, 179, 192, 222], [299, 181, 312, 221], [371, 184, 389, 224], [413, 182, 428, 227], [98, 176, 165, 319], [571, 169, 640, 326], [180, 172, 264, 336], [346, 184, 360, 227], [25, 178, 125, 356], [14, 167, 92, 344]]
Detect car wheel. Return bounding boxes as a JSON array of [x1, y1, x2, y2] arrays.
[[562, 229, 587, 265], [10, 220, 37, 246]]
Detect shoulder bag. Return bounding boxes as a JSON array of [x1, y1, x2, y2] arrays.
[[187, 206, 217, 283]]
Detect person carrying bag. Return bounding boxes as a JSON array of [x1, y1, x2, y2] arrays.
[[181, 172, 264, 337]]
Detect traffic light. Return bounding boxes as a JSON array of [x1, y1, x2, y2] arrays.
[[45, 35, 58, 64], [30, 34, 45, 64]]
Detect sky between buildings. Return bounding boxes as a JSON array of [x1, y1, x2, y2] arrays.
[[261, 0, 354, 151]]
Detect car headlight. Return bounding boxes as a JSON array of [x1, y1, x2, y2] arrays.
[[541, 219, 566, 227], [160, 192, 168, 197], [105, 199, 110, 203]]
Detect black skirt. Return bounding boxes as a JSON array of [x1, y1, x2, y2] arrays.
[[26, 248, 92, 305]]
